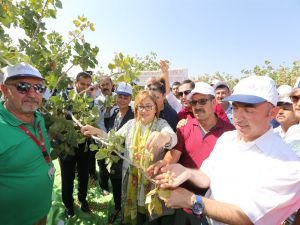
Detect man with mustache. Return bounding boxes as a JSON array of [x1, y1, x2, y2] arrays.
[[273, 85, 298, 137], [284, 78, 300, 225], [148, 82, 234, 225], [284, 78, 300, 156], [94, 75, 117, 196], [0, 63, 53, 225], [275, 83, 300, 225]]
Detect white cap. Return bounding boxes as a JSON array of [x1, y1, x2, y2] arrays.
[[277, 85, 292, 104], [210, 79, 220, 86], [116, 82, 132, 96], [2, 62, 44, 83], [290, 77, 300, 96], [213, 80, 230, 90], [187, 82, 215, 100], [224, 76, 278, 106], [293, 77, 300, 89]]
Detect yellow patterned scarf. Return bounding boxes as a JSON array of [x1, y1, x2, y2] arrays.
[[123, 118, 156, 224]]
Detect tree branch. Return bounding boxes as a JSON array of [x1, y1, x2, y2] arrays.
[[44, 64, 75, 108], [24, 0, 50, 49], [70, 113, 156, 184]]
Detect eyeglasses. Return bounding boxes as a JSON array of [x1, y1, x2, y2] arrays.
[[178, 90, 192, 97], [7, 82, 47, 95], [148, 87, 160, 92], [190, 98, 210, 106], [138, 104, 154, 111], [290, 95, 300, 104]]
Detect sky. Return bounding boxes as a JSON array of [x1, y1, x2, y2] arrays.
[[46, 0, 300, 78]]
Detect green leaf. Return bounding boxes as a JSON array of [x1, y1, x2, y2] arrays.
[[55, 0, 63, 9], [95, 149, 109, 160], [89, 144, 99, 151], [89, 23, 95, 31], [73, 19, 81, 27], [108, 63, 116, 70], [158, 188, 171, 201]]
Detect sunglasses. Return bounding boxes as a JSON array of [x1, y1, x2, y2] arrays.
[[290, 95, 300, 104], [190, 98, 210, 106], [178, 90, 192, 97], [7, 82, 47, 95], [149, 87, 160, 92]]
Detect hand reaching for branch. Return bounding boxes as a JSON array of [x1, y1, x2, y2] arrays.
[[81, 125, 105, 137]]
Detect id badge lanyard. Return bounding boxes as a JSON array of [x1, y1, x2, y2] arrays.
[[19, 124, 55, 180]]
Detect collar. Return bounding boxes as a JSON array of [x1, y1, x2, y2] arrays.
[[237, 127, 276, 154], [225, 103, 233, 114]]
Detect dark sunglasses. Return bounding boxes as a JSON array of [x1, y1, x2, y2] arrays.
[[7, 82, 47, 95], [178, 90, 192, 97], [190, 98, 210, 106], [290, 95, 300, 104], [149, 87, 159, 92]]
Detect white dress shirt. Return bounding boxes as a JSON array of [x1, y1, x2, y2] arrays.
[[201, 129, 300, 225]]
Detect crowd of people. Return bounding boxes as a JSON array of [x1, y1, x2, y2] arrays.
[[0, 61, 299, 225]]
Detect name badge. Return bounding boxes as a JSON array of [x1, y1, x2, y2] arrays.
[[48, 166, 56, 180]]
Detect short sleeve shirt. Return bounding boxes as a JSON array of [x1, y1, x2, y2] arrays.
[[0, 101, 53, 225], [175, 117, 235, 169]]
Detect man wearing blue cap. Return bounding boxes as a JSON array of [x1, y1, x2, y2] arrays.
[[0, 63, 53, 225], [154, 76, 300, 225]]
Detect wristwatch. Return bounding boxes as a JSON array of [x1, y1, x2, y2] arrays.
[[191, 195, 204, 216]]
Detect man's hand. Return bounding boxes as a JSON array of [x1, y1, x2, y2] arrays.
[[155, 163, 190, 188], [164, 187, 195, 209], [147, 159, 168, 177]]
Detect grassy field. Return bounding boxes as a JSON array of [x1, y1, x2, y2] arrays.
[[46, 160, 120, 225]]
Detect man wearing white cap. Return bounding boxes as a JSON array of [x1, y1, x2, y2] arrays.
[[154, 76, 300, 225], [280, 79, 300, 225], [273, 85, 299, 137], [283, 80, 300, 157], [0, 63, 53, 225], [148, 82, 234, 225]]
